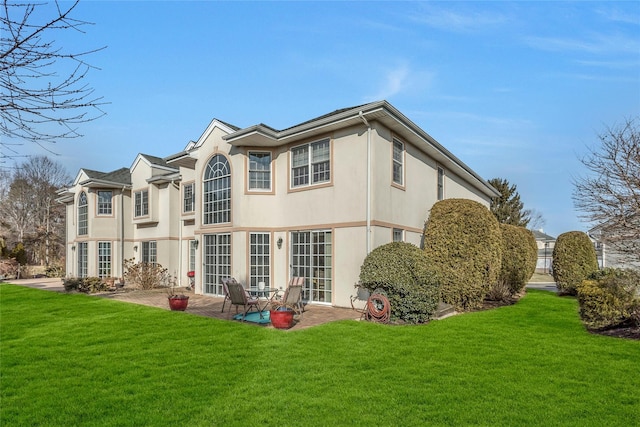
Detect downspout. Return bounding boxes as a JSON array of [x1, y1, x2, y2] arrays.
[[120, 186, 125, 278], [359, 111, 372, 254], [172, 180, 183, 287]]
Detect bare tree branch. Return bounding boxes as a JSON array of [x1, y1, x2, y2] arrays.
[[573, 117, 640, 265], [0, 0, 106, 159]]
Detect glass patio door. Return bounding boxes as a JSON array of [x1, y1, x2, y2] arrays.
[[202, 233, 230, 295], [291, 230, 332, 303]]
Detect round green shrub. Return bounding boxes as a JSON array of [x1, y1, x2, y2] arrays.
[[497, 224, 538, 295], [359, 242, 440, 323], [577, 268, 640, 329], [552, 231, 598, 295], [423, 198, 502, 311]]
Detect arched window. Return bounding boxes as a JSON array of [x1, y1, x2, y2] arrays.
[[203, 155, 231, 224], [78, 191, 88, 235]]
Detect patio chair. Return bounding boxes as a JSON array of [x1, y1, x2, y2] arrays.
[[226, 280, 261, 321], [280, 277, 305, 320], [221, 277, 234, 313]]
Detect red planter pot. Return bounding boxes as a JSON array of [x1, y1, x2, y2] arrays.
[[270, 309, 294, 329], [168, 296, 189, 311]]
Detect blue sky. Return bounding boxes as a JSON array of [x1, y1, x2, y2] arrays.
[[11, 1, 640, 237]]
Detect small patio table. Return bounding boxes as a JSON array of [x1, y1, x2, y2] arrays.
[[246, 287, 279, 313]]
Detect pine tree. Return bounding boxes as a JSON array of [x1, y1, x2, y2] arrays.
[[488, 178, 531, 227]]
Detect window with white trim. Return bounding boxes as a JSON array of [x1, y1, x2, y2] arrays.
[[78, 192, 88, 235], [77, 242, 88, 278], [392, 138, 404, 186], [183, 183, 195, 213], [98, 242, 111, 278], [141, 241, 156, 264], [437, 166, 445, 201], [291, 138, 330, 188], [203, 155, 231, 224], [393, 228, 404, 242], [134, 189, 149, 217], [189, 240, 197, 273], [249, 233, 270, 290], [97, 191, 112, 215], [248, 151, 271, 191]]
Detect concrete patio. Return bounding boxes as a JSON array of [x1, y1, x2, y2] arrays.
[[6, 278, 362, 330]]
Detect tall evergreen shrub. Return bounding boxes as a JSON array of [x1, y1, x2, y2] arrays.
[[423, 199, 502, 311], [552, 231, 598, 295], [497, 224, 537, 295], [359, 242, 440, 323]]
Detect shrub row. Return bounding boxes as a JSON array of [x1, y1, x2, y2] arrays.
[[359, 242, 440, 323], [577, 268, 640, 330], [359, 199, 539, 318]]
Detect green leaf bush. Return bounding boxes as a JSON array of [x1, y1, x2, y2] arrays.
[[552, 231, 598, 295], [359, 242, 440, 323], [423, 199, 502, 311], [577, 268, 640, 329], [495, 224, 537, 297]]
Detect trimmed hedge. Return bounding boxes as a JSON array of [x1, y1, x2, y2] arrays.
[[577, 269, 640, 329], [359, 242, 440, 323], [423, 199, 502, 311], [552, 231, 598, 295], [497, 224, 537, 296]]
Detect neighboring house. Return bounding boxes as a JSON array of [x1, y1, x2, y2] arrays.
[[588, 222, 640, 271], [532, 229, 555, 274], [57, 100, 499, 308]]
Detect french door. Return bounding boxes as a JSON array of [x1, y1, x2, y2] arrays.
[[202, 233, 231, 295], [291, 230, 332, 303]]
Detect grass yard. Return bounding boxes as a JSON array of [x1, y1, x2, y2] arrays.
[[1, 285, 638, 426]]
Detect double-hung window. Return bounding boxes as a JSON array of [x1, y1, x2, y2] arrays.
[[392, 138, 404, 186], [183, 183, 195, 213], [393, 228, 404, 242], [248, 152, 271, 191], [134, 189, 149, 217], [77, 192, 88, 235], [291, 138, 330, 188], [141, 241, 157, 264], [97, 191, 112, 215]]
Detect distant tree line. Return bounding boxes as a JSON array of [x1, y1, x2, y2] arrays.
[[1, 156, 70, 277]]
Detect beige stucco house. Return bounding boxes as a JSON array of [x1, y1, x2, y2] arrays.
[[57, 101, 499, 308]]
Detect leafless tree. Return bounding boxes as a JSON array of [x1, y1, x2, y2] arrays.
[[0, 0, 105, 159], [0, 155, 70, 266], [573, 117, 640, 265], [526, 208, 546, 231]]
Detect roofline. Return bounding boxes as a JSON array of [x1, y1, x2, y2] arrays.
[[78, 178, 132, 189], [224, 100, 499, 198]]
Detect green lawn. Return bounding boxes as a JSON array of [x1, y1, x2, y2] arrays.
[[1, 285, 638, 426]]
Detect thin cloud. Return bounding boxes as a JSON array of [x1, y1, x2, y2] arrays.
[[410, 4, 508, 33], [525, 33, 640, 55], [367, 65, 410, 101]]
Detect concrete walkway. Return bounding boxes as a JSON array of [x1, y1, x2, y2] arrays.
[[525, 282, 558, 293]]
